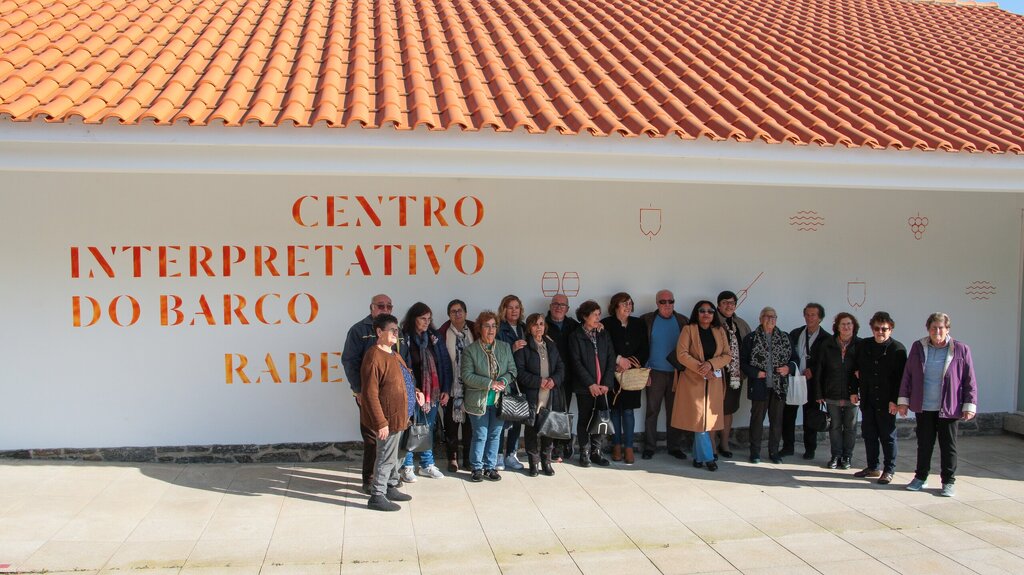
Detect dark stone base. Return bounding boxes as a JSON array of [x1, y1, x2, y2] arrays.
[[0, 413, 1006, 463], [0, 442, 362, 463]]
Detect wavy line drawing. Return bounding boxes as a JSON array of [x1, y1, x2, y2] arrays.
[[789, 210, 825, 232], [965, 281, 996, 300], [908, 213, 929, 240]]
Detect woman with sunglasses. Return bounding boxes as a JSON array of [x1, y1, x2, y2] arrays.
[[671, 300, 731, 471]]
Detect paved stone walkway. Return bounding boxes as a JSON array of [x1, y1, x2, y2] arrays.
[[1, 434, 1023, 575]]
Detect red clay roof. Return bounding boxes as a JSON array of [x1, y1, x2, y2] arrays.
[[1, 0, 1022, 153]]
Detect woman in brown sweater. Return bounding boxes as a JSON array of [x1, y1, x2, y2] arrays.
[[360, 313, 424, 511]]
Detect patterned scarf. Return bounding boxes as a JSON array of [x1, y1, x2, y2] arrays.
[[723, 317, 741, 388], [413, 331, 441, 406], [750, 326, 792, 397]]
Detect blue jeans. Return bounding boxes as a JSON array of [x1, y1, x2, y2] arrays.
[[469, 406, 503, 471], [503, 421, 522, 456], [403, 402, 438, 468], [610, 407, 635, 448], [693, 432, 715, 463]]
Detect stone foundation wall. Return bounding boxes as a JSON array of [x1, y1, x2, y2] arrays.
[[0, 412, 1006, 463]]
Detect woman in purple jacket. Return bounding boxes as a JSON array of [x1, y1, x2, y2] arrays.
[[897, 312, 978, 498]]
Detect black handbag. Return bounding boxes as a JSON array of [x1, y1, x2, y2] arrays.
[[536, 390, 574, 440], [804, 402, 832, 433], [497, 380, 533, 422], [587, 394, 614, 436], [400, 408, 433, 452]]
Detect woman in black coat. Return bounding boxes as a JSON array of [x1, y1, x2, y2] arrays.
[[568, 300, 618, 467], [514, 313, 565, 476], [600, 292, 649, 465], [813, 312, 861, 471]]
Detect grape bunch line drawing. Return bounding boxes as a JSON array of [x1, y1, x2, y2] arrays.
[[908, 213, 929, 240]]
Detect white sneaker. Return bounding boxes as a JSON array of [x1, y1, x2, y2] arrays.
[[505, 453, 525, 470], [399, 466, 417, 483], [417, 465, 444, 479], [494, 460, 505, 471]]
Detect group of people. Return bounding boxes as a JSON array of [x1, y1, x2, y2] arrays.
[[343, 291, 979, 511]]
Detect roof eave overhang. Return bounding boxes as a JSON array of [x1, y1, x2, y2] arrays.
[[1, 121, 1022, 193]]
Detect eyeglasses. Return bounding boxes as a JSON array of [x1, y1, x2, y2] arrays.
[[449, 309, 465, 315], [481, 324, 498, 330], [719, 300, 737, 307], [383, 327, 399, 335], [373, 303, 394, 310], [658, 299, 675, 305], [697, 308, 715, 314], [551, 303, 569, 309], [872, 326, 892, 332], [763, 315, 777, 320]]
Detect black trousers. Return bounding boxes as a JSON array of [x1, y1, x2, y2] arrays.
[[442, 403, 472, 465], [782, 401, 820, 454], [915, 410, 959, 484], [749, 395, 785, 458], [576, 392, 603, 453], [861, 400, 897, 473]]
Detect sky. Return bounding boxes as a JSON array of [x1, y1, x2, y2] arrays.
[[996, 0, 1024, 14]]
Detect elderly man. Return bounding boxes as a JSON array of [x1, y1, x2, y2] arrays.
[[342, 293, 395, 493], [787, 303, 829, 460], [640, 290, 689, 459], [545, 293, 580, 459]]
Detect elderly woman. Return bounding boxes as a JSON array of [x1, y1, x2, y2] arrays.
[[461, 310, 517, 482], [497, 294, 528, 471], [568, 300, 618, 467], [514, 313, 565, 476], [397, 302, 453, 482], [851, 311, 907, 485], [813, 312, 861, 470], [438, 299, 475, 473], [672, 300, 731, 471], [741, 307, 796, 464], [360, 314, 424, 511], [601, 292, 649, 465], [898, 313, 978, 498]]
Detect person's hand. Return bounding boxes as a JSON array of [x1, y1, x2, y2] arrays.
[[491, 380, 506, 392], [440, 392, 450, 406], [541, 378, 555, 390], [850, 394, 859, 405], [888, 402, 898, 415], [803, 368, 813, 379], [854, 370, 860, 379], [817, 399, 825, 405], [617, 356, 632, 371], [415, 390, 425, 406], [599, 385, 609, 395], [513, 339, 527, 351], [758, 371, 767, 379], [963, 411, 976, 421], [776, 365, 789, 376], [377, 426, 389, 440], [897, 405, 909, 417], [589, 383, 602, 397], [698, 361, 712, 377]]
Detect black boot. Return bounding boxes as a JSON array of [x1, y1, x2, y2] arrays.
[[579, 447, 591, 467], [528, 454, 540, 477], [541, 453, 555, 476]]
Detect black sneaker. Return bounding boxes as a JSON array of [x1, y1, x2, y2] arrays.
[[749, 455, 761, 464], [828, 456, 840, 469], [386, 486, 411, 501], [770, 456, 783, 464], [668, 449, 689, 460], [367, 494, 400, 512], [470, 469, 484, 482], [718, 449, 734, 459], [840, 457, 852, 470], [779, 447, 795, 457], [485, 469, 502, 481]]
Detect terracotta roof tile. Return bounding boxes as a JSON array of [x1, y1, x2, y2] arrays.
[[1, 0, 1022, 151]]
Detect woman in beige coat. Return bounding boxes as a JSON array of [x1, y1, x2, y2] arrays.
[[672, 300, 732, 471]]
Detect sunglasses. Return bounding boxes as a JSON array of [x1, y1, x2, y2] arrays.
[[872, 326, 892, 332], [658, 299, 675, 305], [374, 303, 394, 310], [698, 308, 715, 314]]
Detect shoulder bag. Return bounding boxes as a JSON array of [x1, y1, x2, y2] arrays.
[[497, 379, 533, 422], [587, 393, 615, 436], [804, 402, 832, 433], [536, 387, 574, 440], [400, 407, 433, 453]]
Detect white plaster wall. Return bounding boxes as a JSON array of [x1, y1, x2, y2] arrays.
[[0, 171, 1020, 448]]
